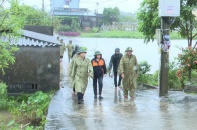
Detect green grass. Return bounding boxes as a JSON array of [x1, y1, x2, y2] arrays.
[[80, 31, 145, 38], [80, 31, 196, 40]]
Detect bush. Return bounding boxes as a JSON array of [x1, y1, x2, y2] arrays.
[[0, 82, 7, 99], [0, 83, 17, 110], [137, 61, 151, 84], [57, 24, 71, 32], [70, 19, 80, 32], [168, 62, 182, 90], [177, 46, 197, 82], [149, 70, 159, 86], [91, 27, 100, 33], [18, 91, 53, 126]]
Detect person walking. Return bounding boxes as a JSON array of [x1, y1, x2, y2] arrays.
[[69, 46, 80, 94], [66, 40, 74, 62], [72, 45, 79, 58], [109, 48, 123, 90], [71, 47, 93, 104], [91, 51, 107, 100], [59, 39, 66, 62], [118, 47, 138, 99]]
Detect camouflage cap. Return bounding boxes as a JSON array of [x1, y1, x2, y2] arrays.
[[78, 47, 87, 54], [125, 47, 133, 52], [94, 51, 102, 56]]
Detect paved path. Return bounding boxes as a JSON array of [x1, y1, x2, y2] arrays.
[[45, 57, 197, 130]]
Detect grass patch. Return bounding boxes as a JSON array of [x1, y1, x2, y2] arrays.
[[80, 30, 196, 40], [80, 31, 145, 38]]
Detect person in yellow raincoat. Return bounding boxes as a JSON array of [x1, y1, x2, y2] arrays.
[[66, 40, 74, 62], [69, 46, 80, 94], [118, 47, 138, 99], [71, 47, 93, 104], [59, 39, 66, 62]]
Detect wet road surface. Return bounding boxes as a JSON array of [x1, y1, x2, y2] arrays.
[[45, 57, 197, 130]]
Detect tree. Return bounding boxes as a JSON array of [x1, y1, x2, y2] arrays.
[[0, 0, 25, 74], [137, 0, 197, 45], [137, 0, 197, 81], [120, 15, 138, 22], [20, 5, 60, 31], [103, 7, 120, 25]]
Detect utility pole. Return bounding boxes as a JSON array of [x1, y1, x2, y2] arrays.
[[159, 19, 170, 96], [42, 0, 45, 11], [158, 0, 180, 96]]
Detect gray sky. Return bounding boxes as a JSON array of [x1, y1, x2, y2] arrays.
[[21, 0, 143, 13]]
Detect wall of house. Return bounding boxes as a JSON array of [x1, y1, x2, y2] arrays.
[[1, 46, 60, 95], [24, 26, 53, 36]]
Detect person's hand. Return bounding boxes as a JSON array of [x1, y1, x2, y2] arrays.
[[121, 73, 124, 79]]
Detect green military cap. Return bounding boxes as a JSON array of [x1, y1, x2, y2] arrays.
[[125, 47, 133, 52], [94, 51, 102, 56], [78, 47, 87, 54]]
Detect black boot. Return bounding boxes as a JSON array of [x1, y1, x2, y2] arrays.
[[77, 93, 83, 104], [81, 94, 84, 101], [99, 95, 103, 100]]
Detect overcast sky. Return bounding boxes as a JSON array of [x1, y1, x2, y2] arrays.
[[20, 0, 143, 13]]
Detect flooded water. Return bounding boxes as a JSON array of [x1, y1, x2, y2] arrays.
[[45, 55, 197, 130], [63, 38, 188, 74]]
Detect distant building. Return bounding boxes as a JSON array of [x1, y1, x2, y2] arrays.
[[51, 0, 80, 9], [51, 0, 98, 29]]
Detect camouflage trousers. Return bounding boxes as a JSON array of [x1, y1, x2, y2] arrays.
[[123, 76, 137, 97]]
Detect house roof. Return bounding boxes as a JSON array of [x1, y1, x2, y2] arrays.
[[2, 30, 60, 47]]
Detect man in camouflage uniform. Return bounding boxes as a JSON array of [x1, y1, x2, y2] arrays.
[[66, 40, 74, 62], [71, 47, 93, 104], [69, 46, 80, 94], [118, 47, 138, 98]]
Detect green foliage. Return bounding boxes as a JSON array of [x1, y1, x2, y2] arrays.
[[120, 15, 138, 22], [0, 41, 19, 74], [70, 19, 80, 32], [138, 61, 151, 74], [0, 82, 7, 98], [91, 27, 100, 33], [177, 46, 197, 82], [56, 17, 81, 32], [18, 91, 53, 126], [57, 24, 71, 32], [168, 62, 182, 90], [0, 0, 23, 74], [21, 5, 61, 31], [81, 31, 145, 38], [103, 7, 120, 25], [137, 0, 160, 43], [137, 61, 151, 84], [171, 0, 197, 46], [149, 70, 159, 86], [0, 83, 17, 110]]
